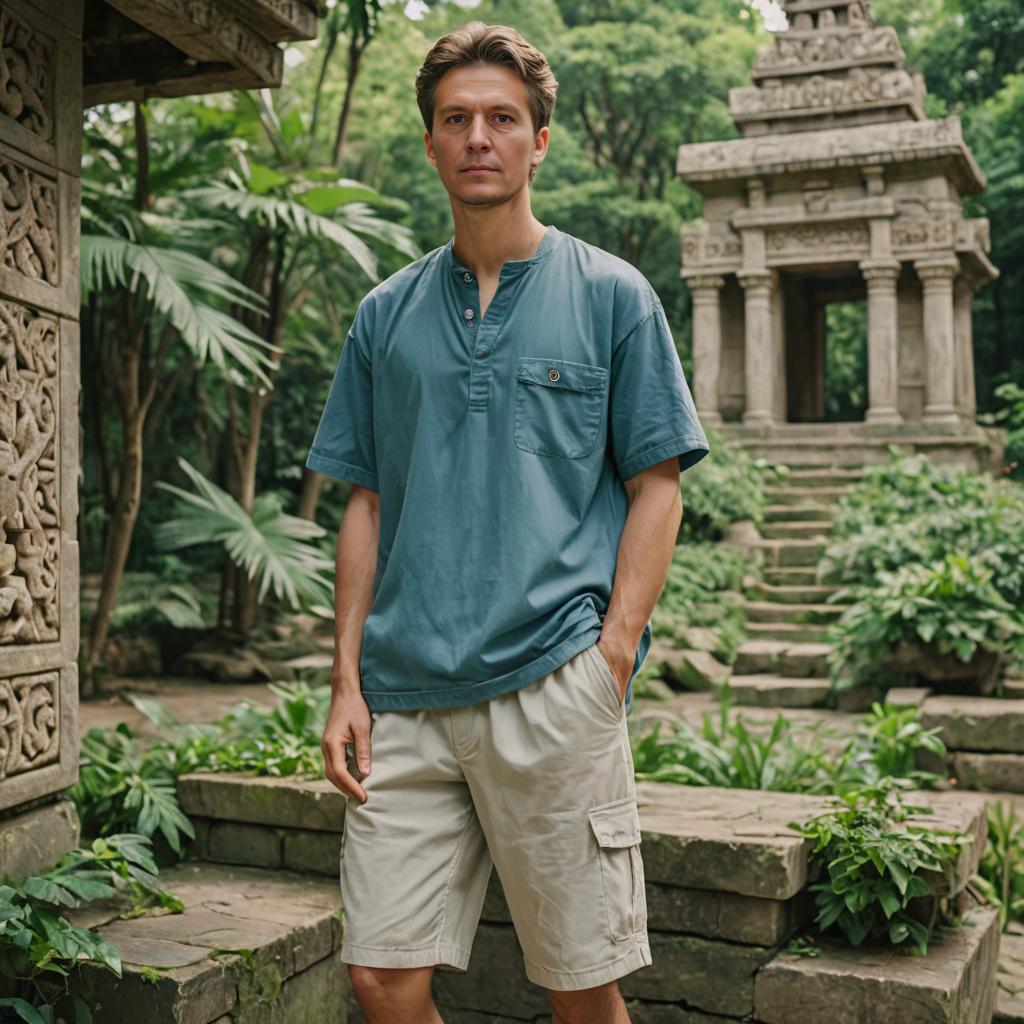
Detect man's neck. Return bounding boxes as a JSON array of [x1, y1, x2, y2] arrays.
[[450, 197, 547, 279]]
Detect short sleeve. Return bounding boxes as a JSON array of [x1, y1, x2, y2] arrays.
[[305, 326, 379, 491], [609, 298, 710, 482]]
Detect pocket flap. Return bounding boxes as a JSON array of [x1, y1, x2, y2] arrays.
[[516, 357, 607, 393], [587, 797, 642, 848]]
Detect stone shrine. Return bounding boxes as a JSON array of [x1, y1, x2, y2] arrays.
[[677, 0, 1001, 469]]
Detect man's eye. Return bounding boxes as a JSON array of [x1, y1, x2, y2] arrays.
[[449, 114, 466, 124], [495, 114, 512, 124]]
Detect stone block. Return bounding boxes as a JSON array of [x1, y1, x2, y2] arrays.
[[996, 929, 1024, 1023], [623, 930, 776, 1017], [207, 821, 282, 869], [177, 772, 346, 831], [0, 798, 78, 883], [885, 687, 934, 708], [282, 828, 342, 876], [755, 905, 1000, 1024], [921, 697, 1024, 753], [677, 650, 732, 691], [950, 752, 1024, 794]]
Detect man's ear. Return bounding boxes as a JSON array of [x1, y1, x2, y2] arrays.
[[533, 125, 550, 167], [424, 128, 437, 168]]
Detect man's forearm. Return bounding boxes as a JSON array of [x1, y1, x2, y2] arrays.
[[331, 487, 380, 698], [599, 478, 683, 664]]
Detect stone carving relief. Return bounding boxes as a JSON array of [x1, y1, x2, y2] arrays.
[[0, 10, 53, 143], [892, 216, 959, 251], [0, 159, 57, 284], [0, 670, 58, 780], [766, 222, 870, 255], [731, 68, 921, 116], [681, 229, 741, 268], [755, 26, 904, 74], [0, 300, 59, 645]]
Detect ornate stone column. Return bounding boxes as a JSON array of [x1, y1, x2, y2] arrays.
[[685, 274, 725, 426], [737, 270, 774, 427], [953, 275, 977, 419], [859, 258, 902, 425], [915, 256, 960, 424]]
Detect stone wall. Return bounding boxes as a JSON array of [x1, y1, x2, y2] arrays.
[[177, 773, 1000, 1022]]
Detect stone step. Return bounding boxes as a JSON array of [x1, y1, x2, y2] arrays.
[[784, 468, 866, 487], [746, 622, 833, 644], [719, 674, 833, 708], [744, 600, 843, 623], [763, 567, 821, 587], [765, 485, 852, 505], [733, 639, 833, 677], [761, 520, 833, 541], [68, 862, 348, 1024], [751, 581, 842, 605], [763, 503, 835, 523], [775, 539, 827, 567], [920, 696, 1024, 754]]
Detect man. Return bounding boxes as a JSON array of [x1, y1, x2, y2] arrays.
[[306, 21, 709, 1024]]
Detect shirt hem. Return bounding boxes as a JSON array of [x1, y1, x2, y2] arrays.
[[305, 450, 379, 490], [619, 434, 710, 481], [360, 628, 604, 712]]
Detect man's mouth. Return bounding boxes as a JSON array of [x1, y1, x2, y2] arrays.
[[462, 166, 498, 173]]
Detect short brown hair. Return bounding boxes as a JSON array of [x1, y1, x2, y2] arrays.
[[415, 22, 558, 135]]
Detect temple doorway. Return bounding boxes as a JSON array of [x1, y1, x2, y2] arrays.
[[782, 268, 868, 424]]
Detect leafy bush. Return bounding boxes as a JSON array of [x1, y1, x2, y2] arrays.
[[819, 447, 1024, 608], [630, 690, 945, 795], [972, 799, 1024, 932], [828, 553, 1024, 691], [651, 542, 752, 663], [678, 426, 787, 541], [980, 381, 1024, 480], [69, 682, 329, 864], [0, 835, 181, 1023], [788, 779, 973, 956]]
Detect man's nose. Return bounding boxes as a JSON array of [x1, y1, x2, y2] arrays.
[[466, 114, 491, 149]]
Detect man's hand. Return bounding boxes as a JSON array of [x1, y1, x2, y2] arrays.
[[321, 691, 374, 804], [596, 636, 634, 703]]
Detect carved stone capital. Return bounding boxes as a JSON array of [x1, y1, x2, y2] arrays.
[[685, 274, 726, 295], [736, 269, 773, 292], [914, 255, 959, 284], [859, 258, 900, 284]]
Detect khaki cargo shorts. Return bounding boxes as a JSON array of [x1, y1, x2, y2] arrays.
[[338, 640, 651, 991]]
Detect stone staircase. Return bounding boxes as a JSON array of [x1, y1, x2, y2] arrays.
[[725, 464, 864, 709]]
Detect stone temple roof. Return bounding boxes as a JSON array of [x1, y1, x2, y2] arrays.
[[83, 0, 320, 106], [677, 0, 986, 196]]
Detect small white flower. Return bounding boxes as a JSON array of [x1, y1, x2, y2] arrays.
[[404, 0, 429, 19]]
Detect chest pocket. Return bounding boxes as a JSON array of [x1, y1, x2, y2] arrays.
[[513, 356, 608, 459]]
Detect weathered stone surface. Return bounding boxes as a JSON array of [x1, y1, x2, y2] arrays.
[[68, 863, 345, 1024], [636, 783, 987, 902], [0, 798, 78, 882], [755, 906, 1000, 1024], [207, 820, 283, 869], [885, 686, 935, 708], [282, 828, 342, 877], [723, 673, 831, 709], [177, 772, 346, 831], [678, 650, 732, 691], [949, 752, 1024, 794], [996, 929, 1024, 1023], [623, 930, 775, 1017], [921, 696, 1024, 753], [682, 627, 721, 654]]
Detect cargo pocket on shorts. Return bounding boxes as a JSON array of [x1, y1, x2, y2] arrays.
[[587, 796, 646, 943]]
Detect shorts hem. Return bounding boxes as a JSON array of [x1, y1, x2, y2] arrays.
[[340, 940, 471, 972], [523, 936, 653, 991]]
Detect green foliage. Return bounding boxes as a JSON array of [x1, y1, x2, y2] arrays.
[[651, 542, 751, 663], [972, 799, 1024, 932], [678, 427, 787, 541], [154, 456, 335, 611], [981, 381, 1024, 478], [823, 302, 868, 421], [0, 835, 181, 1022], [820, 447, 1024, 607], [788, 779, 973, 956], [828, 553, 1024, 691], [630, 691, 945, 796], [69, 683, 330, 866]]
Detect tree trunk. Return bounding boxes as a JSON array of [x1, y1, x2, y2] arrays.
[[331, 33, 366, 168], [296, 468, 326, 521]]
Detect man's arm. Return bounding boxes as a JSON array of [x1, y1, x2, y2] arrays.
[[321, 483, 380, 803], [596, 457, 683, 695]]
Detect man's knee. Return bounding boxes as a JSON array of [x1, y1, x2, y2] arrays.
[[347, 963, 435, 1011]]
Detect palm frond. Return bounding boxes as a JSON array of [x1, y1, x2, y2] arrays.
[[153, 457, 334, 609]]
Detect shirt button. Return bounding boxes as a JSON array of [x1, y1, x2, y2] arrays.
[[476, 348, 488, 358], [548, 368, 560, 381], [463, 308, 475, 320], [463, 272, 472, 283]]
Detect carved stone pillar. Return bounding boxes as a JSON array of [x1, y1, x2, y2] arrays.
[[915, 256, 960, 424], [859, 258, 902, 425], [737, 270, 774, 427], [0, 0, 84, 872], [953, 276, 977, 418], [685, 274, 725, 426]]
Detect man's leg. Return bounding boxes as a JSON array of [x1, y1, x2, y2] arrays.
[[547, 979, 630, 1024], [348, 965, 444, 1024]]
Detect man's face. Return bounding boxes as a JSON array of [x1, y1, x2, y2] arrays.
[[424, 62, 549, 208]]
